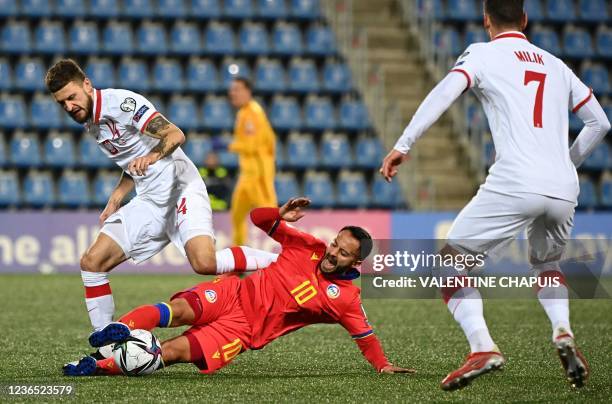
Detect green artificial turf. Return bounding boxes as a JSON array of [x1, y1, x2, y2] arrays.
[[0, 274, 610, 403]]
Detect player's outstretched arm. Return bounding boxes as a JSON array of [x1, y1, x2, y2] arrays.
[[128, 114, 186, 176], [99, 171, 134, 225], [570, 96, 611, 167], [379, 72, 467, 182]]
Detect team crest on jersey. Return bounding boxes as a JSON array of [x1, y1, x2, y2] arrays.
[[120, 97, 137, 112], [204, 290, 217, 303], [326, 284, 340, 299]]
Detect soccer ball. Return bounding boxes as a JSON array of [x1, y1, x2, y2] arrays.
[[112, 329, 162, 376]]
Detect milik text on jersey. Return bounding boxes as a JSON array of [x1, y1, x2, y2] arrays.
[[514, 51, 544, 65]]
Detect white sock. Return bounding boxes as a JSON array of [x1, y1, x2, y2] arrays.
[[447, 287, 496, 353], [215, 246, 279, 274], [81, 270, 115, 331], [535, 268, 572, 340]]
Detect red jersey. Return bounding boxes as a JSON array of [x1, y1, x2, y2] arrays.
[[238, 207, 390, 371]]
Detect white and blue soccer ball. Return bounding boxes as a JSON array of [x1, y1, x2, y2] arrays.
[[112, 329, 162, 376]]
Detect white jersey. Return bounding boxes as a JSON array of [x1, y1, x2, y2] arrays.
[[452, 31, 592, 202], [86, 88, 203, 206]]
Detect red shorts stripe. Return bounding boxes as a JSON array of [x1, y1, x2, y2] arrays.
[[85, 283, 112, 298], [172, 291, 203, 320], [184, 330, 207, 370], [231, 246, 247, 272]]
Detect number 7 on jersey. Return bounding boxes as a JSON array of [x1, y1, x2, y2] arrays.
[[524, 71, 547, 129]]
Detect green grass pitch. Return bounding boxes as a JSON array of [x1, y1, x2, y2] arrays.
[[0, 274, 610, 403]]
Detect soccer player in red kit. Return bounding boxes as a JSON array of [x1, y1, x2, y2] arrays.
[[64, 198, 414, 376]]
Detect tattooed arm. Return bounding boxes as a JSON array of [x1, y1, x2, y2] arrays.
[[128, 113, 186, 176]]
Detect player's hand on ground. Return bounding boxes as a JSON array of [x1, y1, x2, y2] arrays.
[[99, 200, 120, 226], [279, 197, 311, 222], [380, 364, 416, 374], [379, 149, 409, 183], [128, 154, 158, 176]]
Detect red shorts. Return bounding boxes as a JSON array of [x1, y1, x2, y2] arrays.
[[171, 276, 251, 374]]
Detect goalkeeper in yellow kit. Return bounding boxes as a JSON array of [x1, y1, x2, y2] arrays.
[[228, 77, 278, 245]]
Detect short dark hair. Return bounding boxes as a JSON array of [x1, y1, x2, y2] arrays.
[[341, 226, 373, 261], [484, 0, 524, 27], [232, 76, 252, 91], [45, 59, 86, 93]]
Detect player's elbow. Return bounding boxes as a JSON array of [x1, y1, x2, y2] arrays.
[[190, 254, 217, 275], [173, 126, 186, 145]]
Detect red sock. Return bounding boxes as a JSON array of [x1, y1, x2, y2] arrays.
[[96, 357, 122, 376], [118, 305, 161, 330]]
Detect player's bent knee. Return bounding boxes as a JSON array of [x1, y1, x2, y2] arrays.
[[169, 298, 196, 326], [161, 338, 191, 364], [80, 252, 103, 273]]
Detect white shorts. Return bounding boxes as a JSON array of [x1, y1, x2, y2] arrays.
[[100, 185, 215, 264], [447, 189, 575, 263]]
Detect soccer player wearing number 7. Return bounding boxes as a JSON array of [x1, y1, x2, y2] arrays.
[[64, 198, 414, 376], [380, 0, 610, 392]]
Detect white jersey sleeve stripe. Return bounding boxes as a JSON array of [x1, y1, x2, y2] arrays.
[[450, 68, 471, 92], [571, 88, 593, 114], [139, 111, 160, 134]]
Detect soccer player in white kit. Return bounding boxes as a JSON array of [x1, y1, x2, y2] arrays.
[[45, 59, 279, 354], [380, 0, 610, 391]]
